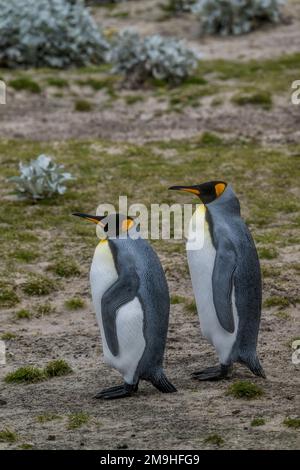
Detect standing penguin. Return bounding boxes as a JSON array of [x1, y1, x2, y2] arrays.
[[169, 181, 265, 380], [72, 212, 176, 399]]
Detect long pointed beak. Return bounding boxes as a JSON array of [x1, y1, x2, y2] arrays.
[[72, 212, 105, 225], [168, 185, 200, 196]]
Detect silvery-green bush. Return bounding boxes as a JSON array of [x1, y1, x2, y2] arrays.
[[10, 155, 75, 200], [193, 0, 286, 36], [110, 30, 199, 85], [0, 0, 109, 68]]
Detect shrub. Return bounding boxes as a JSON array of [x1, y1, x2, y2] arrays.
[[9, 77, 41, 93], [110, 30, 199, 86], [0, 0, 109, 68], [193, 0, 286, 36], [10, 154, 75, 201]]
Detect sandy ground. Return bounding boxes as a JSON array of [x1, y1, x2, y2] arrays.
[[0, 0, 299, 451]]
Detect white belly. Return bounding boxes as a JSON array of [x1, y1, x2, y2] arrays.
[[90, 241, 145, 384], [187, 205, 238, 364]]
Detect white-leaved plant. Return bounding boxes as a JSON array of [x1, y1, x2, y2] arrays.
[[10, 155, 75, 200], [110, 30, 199, 86], [0, 0, 109, 68], [193, 0, 286, 36]]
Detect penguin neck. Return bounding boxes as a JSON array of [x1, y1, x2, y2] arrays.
[[187, 204, 211, 249]]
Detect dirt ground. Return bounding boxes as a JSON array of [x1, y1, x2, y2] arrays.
[[0, 0, 299, 451]]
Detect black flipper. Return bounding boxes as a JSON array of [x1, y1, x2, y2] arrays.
[[94, 382, 139, 400], [150, 370, 177, 393], [212, 238, 236, 334], [101, 247, 140, 357], [191, 364, 232, 381]]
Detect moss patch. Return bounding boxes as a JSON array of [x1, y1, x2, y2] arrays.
[[227, 381, 264, 400]]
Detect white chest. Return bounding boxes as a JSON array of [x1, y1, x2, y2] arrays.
[[186, 206, 238, 364], [90, 241, 145, 384]]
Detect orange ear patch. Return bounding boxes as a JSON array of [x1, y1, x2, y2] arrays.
[[215, 183, 226, 197], [122, 219, 134, 232]]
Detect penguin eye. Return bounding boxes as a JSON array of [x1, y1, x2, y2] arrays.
[[104, 224, 108, 233]]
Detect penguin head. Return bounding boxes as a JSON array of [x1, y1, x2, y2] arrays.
[[72, 212, 135, 239], [169, 180, 227, 204]]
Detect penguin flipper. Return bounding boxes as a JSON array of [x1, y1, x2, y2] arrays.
[[212, 239, 236, 334], [101, 262, 140, 357]]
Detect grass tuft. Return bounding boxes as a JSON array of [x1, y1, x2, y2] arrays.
[[1, 332, 16, 341], [0, 429, 17, 443], [37, 413, 61, 424], [251, 417, 265, 427], [47, 77, 69, 88], [4, 366, 46, 384], [48, 259, 80, 278], [204, 434, 224, 446], [67, 412, 90, 430], [231, 90, 272, 109], [283, 417, 300, 429], [44, 359, 73, 378], [227, 381, 264, 400], [22, 275, 58, 296], [64, 297, 85, 310], [258, 247, 278, 260], [0, 284, 19, 308], [263, 296, 290, 309], [170, 295, 186, 305], [15, 309, 32, 320], [74, 100, 92, 112], [9, 77, 41, 94]]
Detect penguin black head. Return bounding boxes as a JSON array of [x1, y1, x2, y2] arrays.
[[72, 212, 135, 239], [169, 180, 227, 204]]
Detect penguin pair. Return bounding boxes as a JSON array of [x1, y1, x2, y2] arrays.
[[73, 181, 265, 400]]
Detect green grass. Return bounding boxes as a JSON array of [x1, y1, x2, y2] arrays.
[[185, 300, 197, 315], [13, 249, 39, 263], [283, 417, 300, 429], [37, 413, 61, 424], [15, 309, 32, 320], [74, 99, 93, 112], [251, 417, 265, 427], [261, 265, 281, 278], [1, 332, 16, 340], [44, 359, 73, 378], [48, 258, 80, 278], [0, 284, 19, 308], [19, 443, 33, 449], [170, 295, 186, 304], [64, 297, 85, 310], [47, 77, 69, 88], [263, 296, 290, 309], [0, 429, 17, 443], [199, 132, 224, 146], [67, 412, 90, 430], [4, 366, 46, 384], [258, 247, 278, 260], [231, 91, 272, 110], [124, 95, 145, 105], [36, 303, 55, 317], [9, 77, 41, 94], [204, 434, 224, 446], [227, 381, 264, 400], [22, 275, 58, 296], [5, 360, 72, 384]]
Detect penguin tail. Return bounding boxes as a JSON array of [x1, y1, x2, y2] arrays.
[[150, 370, 177, 393], [239, 353, 266, 379]]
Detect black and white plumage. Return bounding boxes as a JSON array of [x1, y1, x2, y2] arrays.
[[73, 212, 176, 399], [169, 182, 265, 381]]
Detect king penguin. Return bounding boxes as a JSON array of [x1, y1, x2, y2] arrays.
[[72, 212, 177, 399], [169, 181, 265, 380]]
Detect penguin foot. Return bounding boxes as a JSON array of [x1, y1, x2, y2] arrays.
[[94, 382, 138, 400], [191, 364, 231, 381]]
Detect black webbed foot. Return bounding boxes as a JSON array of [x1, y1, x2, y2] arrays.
[[94, 382, 138, 400], [191, 364, 232, 381]]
